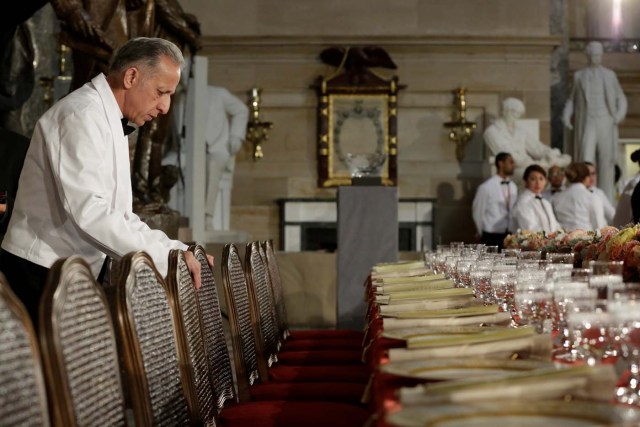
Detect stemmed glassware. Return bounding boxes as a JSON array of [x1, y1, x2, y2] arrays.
[[608, 283, 640, 405], [490, 265, 517, 313]]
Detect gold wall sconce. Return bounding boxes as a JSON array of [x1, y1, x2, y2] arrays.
[[443, 87, 477, 162], [246, 88, 273, 161]]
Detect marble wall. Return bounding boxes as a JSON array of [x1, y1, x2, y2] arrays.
[[179, 0, 559, 246]]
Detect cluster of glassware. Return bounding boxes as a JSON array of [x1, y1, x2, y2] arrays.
[[424, 243, 640, 406]]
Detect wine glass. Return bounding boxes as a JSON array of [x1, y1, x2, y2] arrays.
[[502, 248, 521, 258], [566, 308, 614, 366], [491, 266, 517, 313], [513, 280, 551, 333], [589, 260, 624, 301], [517, 250, 542, 260], [608, 284, 640, 405], [546, 252, 575, 265]]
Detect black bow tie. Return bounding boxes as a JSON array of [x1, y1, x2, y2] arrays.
[[501, 180, 510, 185], [535, 195, 542, 200], [121, 118, 136, 136]]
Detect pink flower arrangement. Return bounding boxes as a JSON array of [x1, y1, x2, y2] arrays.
[[504, 225, 640, 281]]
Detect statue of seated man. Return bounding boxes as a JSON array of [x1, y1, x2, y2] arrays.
[[484, 97, 571, 179]]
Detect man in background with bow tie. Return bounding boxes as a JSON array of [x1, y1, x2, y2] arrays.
[[562, 40, 627, 203], [0, 37, 212, 326], [472, 152, 517, 250]]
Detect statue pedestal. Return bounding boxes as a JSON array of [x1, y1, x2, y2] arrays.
[[337, 186, 398, 330], [136, 205, 181, 240]]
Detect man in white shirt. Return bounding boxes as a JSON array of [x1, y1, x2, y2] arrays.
[[585, 162, 615, 224], [0, 37, 212, 324], [472, 152, 517, 250], [541, 165, 565, 201]]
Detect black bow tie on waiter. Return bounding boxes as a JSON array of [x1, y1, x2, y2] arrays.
[[501, 181, 510, 185], [121, 118, 136, 136]]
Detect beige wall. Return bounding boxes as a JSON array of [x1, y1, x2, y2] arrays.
[[180, 0, 557, 246]]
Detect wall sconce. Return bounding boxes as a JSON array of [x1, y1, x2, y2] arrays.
[[443, 87, 477, 162], [246, 88, 273, 161]]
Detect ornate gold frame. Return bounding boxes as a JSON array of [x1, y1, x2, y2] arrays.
[[314, 71, 400, 187]]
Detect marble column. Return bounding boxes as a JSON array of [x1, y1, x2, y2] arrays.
[[550, 0, 570, 152]]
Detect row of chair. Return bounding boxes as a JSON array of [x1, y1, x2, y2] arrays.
[[0, 241, 371, 426]]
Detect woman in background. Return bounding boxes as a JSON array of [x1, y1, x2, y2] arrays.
[[553, 162, 607, 231], [513, 164, 560, 233]]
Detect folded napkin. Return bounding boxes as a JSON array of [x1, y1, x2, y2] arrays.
[[383, 312, 512, 329], [376, 288, 473, 306], [382, 325, 506, 340], [373, 260, 426, 273], [399, 364, 617, 406], [372, 267, 432, 280], [388, 332, 551, 362], [405, 325, 535, 349], [376, 279, 454, 295], [378, 273, 446, 285], [388, 304, 498, 318], [379, 297, 474, 315]]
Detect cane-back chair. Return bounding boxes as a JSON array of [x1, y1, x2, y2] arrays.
[[166, 249, 216, 426], [0, 273, 50, 427], [247, 242, 365, 369], [112, 251, 194, 427], [39, 256, 126, 427], [222, 243, 369, 404], [188, 245, 236, 410]]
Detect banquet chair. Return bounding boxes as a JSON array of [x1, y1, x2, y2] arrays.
[[262, 239, 364, 348], [223, 243, 370, 399], [248, 241, 365, 368], [111, 251, 196, 426], [0, 272, 50, 427], [188, 244, 235, 410], [180, 245, 370, 426], [166, 249, 217, 426], [39, 256, 127, 427]]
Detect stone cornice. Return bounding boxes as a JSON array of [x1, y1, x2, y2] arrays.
[[199, 35, 562, 55]]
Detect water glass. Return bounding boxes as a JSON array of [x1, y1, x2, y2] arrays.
[[514, 281, 551, 333], [546, 252, 575, 265], [566, 309, 614, 365], [491, 266, 517, 313], [608, 295, 640, 405], [517, 250, 542, 260], [589, 260, 624, 301], [502, 248, 521, 258]]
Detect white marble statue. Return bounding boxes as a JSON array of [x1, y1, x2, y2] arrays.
[[562, 41, 627, 202], [484, 97, 571, 180], [205, 86, 249, 230]]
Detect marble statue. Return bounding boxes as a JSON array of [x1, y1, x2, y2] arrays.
[[484, 97, 571, 180], [562, 41, 627, 202], [204, 86, 249, 231]]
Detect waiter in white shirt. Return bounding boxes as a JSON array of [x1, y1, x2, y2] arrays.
[[513, 164, 561, 233], [585, 162, 614, 224], [553, 162, 607, 231], [472, 152, 517, 250], [0, 38, 213, 325], [613, 149, 640, 226]]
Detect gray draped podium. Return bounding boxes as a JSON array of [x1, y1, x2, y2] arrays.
[[337, 186, 398, 329]]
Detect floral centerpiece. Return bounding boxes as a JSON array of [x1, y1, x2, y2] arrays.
[[504, 225, 640, 282]]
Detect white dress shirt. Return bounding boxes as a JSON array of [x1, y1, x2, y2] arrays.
[[613, 174, 640, 227], [2, 74, 187, 277], [552, 182, 607, 231], [590, 186, 615, 224], [513, 189, 561, 234], [472, 175, 517, 234]]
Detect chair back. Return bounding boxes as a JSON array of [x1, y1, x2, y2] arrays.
[[166, 249, 216, 425], [0, 273, 50, 427], [262, 239, 290, 339], [245, 241, 280, 367], [112, 251, 193, 427], [189, 245, 236, 409], [221, 243, 265, 401], [39, 256, 126, 427]]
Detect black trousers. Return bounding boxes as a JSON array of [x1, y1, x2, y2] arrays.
[[0, 249, 49, 329], [0, 249, 109, 329], [481, 231, 509, 251]]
